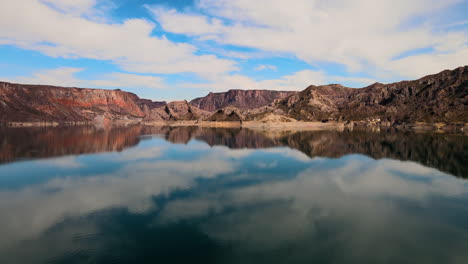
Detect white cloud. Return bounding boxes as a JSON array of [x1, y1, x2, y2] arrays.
[[0, 0, 236, 76], [11, 67, 85, 87], [91, 72, 169, 90], [5, 65, 376, 94], [254, 64, 277, 71], [180, 68, 376, 91], [440, 19, 468, 29], [150, 7, 225, 36], [387, 45, 468, 78], [40, 0, 97, 15], [150, 0, 467, 79], [181, 69, 327, 91], [6, 67, 169, 90], [1, 0, 465, 95]]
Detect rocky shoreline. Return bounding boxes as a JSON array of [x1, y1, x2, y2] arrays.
[[3, 120, 467, 134]]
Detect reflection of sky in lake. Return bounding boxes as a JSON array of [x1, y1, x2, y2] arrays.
[[0, 136, 467, 264]]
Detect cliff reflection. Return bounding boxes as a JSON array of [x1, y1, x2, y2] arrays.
[[0, 126, 466, 177]]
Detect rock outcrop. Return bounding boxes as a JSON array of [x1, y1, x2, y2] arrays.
[[206, 107, 243, 122], [144, 101, 212, 122], [190, 89, 297, 111], [277, 66, 468, 123], [0, 82, 168, 123], [0, 82, 207, 123]]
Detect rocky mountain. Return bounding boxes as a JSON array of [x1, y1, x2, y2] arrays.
[[190, 89, 297, 111], [277, 66, 468, 123], [0, 66, 466, 125]]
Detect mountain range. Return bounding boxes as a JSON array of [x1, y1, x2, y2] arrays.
[[0, 66, 466, 126]]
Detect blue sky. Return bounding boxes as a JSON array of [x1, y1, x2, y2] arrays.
[[0, 0, 467, 101]]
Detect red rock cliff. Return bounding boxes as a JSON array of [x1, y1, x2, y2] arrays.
[[0, 82, 166, 123]]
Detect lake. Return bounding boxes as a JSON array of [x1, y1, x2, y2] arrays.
[[0, 125, 467, 264]]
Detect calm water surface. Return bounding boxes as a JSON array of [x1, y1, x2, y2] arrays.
[[0, 126, 467, 264]]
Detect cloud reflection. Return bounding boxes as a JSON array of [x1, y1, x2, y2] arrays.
[[0, 136, 467, 263]]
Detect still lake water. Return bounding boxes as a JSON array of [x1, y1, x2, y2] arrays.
[[0, 125, 467, 264]]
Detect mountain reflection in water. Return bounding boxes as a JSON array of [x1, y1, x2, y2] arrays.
[[0, 126, 467, 264], [1, 125, 466, 177]]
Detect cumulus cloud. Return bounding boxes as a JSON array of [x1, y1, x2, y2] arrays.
[[1, 0, 465, 94], [0, 0, 236, 76], [150, 7, 225, 36], [179, 68, 376, 91], [40, 0, 97, 15], [10, 67, 85, 87], [180, 69, 327, 91], [6, 66, 346, 92], [5, 67, 169, 90], [91, 72, 169, 90], [150, 0, 467, 79]]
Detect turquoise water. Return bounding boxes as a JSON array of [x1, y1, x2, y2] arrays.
[[0, 126, 467, 263]]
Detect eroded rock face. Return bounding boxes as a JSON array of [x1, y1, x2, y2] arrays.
[[144, 101, 212, 122], [277, 66, 468, 123], [164, 101, 211, 120], [190, 89, 297, 111], [277, 84, 351, 121], [0, 82, 166, 123], [206, 107, 243, 122], [137, 99, 167, 110], [194, 66, 467, 124]]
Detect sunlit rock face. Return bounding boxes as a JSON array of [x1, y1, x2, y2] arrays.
[[192, 66, 467, 124], [143, 101, 212, 122], [190, 89, 297, 111], [277, 66, 468, 123], [0, 81, 167, 123]]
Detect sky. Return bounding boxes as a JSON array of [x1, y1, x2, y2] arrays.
[[0, 0, 467, 101]]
